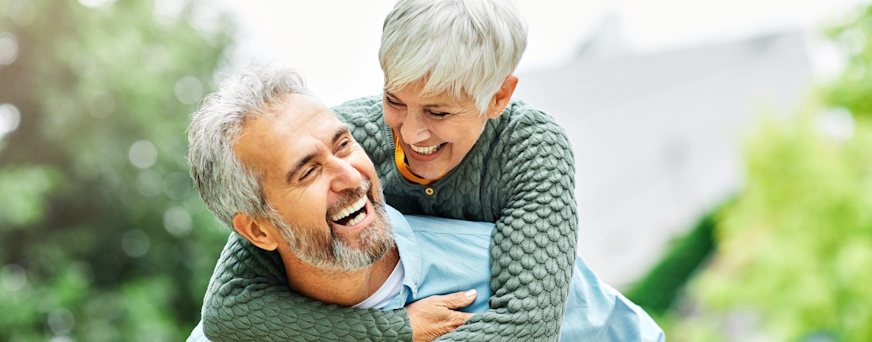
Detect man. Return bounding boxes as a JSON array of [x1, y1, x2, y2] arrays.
[[186, 64, 664, 341]]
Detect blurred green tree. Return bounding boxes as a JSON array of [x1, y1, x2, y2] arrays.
[[691, 110, 872, 342], [683, 5, 872, 340], [0, 0, 232, 340], [826, 5, 872, 118]]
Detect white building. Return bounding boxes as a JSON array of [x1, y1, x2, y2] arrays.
[[514, 23, 812, 288]]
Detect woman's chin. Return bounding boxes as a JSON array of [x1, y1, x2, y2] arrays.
[[408, 161, 448, 180]]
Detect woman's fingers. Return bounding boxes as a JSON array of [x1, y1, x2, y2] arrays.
[[442, 289, 477, 309], [406, 290, 477, 342]]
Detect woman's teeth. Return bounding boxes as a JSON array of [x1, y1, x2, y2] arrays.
[[410, 143, 444, 155], [331, 196, 367, 225]]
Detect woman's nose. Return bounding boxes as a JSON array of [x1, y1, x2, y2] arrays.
[[400, 112, 430, 144]]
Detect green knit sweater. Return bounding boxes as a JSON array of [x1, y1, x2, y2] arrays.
[[202, 95, 579, 341]]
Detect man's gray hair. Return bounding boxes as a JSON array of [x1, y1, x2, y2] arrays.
[[187, 63, 310, 231], [379, 0, 528, 114]]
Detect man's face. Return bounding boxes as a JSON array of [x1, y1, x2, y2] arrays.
[[234, 94, 393, 271]]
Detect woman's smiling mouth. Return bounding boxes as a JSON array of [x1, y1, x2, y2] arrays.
[[409, 143, 445, 155]]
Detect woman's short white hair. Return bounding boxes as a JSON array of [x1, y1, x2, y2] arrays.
[[187, 62, 310, 231], [380, 0, 528, 114]]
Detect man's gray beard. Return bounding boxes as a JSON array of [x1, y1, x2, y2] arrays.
[[269, 180, 395, 272]]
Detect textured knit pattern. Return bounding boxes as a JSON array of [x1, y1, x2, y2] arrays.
[[202, 95, 579, 342]]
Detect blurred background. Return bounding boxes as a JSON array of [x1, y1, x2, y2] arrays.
[[1, 0, 870, 341]]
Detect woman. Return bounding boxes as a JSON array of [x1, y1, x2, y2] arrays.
[[202, 0, 578, 341]]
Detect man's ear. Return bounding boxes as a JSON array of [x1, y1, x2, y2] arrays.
[[487, 75, 519, 119], [233, 213, 280, 251]]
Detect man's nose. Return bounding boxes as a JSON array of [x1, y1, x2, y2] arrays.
[[400, 111, 431, 144], [329, 156, 362, 193]]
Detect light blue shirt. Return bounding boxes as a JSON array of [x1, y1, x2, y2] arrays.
[[188, 206, 665, 341]]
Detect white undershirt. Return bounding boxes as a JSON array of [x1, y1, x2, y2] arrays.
[[353, 259, 405, 309]]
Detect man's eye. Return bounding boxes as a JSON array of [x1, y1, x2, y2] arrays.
[[336, 138, 351, 152], [300, 167, 315, 180]]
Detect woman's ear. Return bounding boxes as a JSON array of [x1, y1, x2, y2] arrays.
[[233, 213, 280, 251], [488, 75, 519, 119]]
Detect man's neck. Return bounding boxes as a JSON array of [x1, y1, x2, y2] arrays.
[[277, 247, 400, 307]]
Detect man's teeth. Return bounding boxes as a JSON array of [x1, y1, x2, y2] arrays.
[[330, 196, 367, 224], [410, 143, 443, 155], [345, 212, 365, 226]]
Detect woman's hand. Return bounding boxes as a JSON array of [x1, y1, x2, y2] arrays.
[[406, 290, 477, 342]]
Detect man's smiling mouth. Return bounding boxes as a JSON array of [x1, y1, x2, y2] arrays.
[[330, 196, 367, 226]]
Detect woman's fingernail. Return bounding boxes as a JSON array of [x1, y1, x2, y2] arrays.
[[465, 289, 476, 297]]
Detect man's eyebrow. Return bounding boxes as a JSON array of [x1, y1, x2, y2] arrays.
[[285, 124, 351, 184], [384, 91, 449, 108], [332, 124, 350, 146], [286, 153, 316, 185]]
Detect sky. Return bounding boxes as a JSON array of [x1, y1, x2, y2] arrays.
[[217, 0, 870, 107]]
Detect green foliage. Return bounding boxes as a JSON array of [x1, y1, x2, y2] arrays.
[[690, 110, 872, 341], [824, 5, 872, 117], [0, 0, 232, 340], [625, 211, 717, 315], [0, 165, 61, 227]]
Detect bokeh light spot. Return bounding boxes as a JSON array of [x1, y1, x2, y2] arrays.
[[129, 140, 158, 169], [67, 261, 94, 289], [136, 169, 163, 197], [153, 0, 186, 27], [175, 76, 204, 105], [78, 0, 116, 8], [142, 44, 171, 72], [0, 33, 18, 65], [819, 107, 855, 142], [121, 229, 150, 257], [0, 103, 22, 137], [47, 308, 75, 335], [1, 264, 27, 291], [5, 0, 36, 26], [839, 28, 867, 56], [163, 206, 192, 237]]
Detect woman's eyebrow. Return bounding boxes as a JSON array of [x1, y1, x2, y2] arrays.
[[384, 91, 449, 108]]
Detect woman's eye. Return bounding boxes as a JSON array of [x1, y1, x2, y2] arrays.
[[428, 111, 449, 118], [384, 96, 401, 107]]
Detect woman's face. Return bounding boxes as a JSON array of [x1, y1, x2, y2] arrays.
[[383, 82, 501, 179]]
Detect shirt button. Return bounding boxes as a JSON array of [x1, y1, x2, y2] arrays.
[[425, 188, 434, 195]]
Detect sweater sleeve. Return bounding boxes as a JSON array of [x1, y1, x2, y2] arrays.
[[201, 233, 414, 342], [432, 113, 579, 341]]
